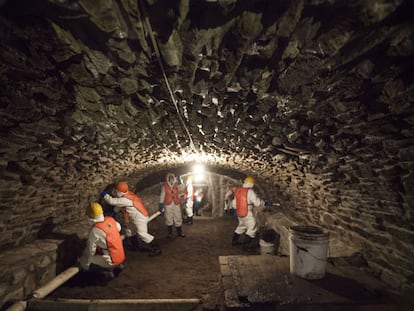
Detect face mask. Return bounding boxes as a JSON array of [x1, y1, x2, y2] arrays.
[[116, 190, 125, 198]]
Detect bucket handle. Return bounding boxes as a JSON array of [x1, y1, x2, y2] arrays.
[[292, 241, 329, 262]]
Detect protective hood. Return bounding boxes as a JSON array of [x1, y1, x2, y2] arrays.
[[115, 190, 127, 197], [243, 182, 254, 188], [166, 173, 176, 186], [87, 214, 105, 226]]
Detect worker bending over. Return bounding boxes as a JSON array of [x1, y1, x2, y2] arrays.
[[101, 182, 161, 257]]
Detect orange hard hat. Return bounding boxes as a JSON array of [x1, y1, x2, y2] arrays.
[[116, 181, 129, 193]]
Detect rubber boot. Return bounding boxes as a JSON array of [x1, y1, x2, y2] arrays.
[[167, 225, 173, 238], [124, 235, 140, 251], [113, 264, 124, 277], [243, 235, 256, 252], [89, 264, 114, 284], [232, 233, 241, 245], [102, 270, 115, 281], [176, 226, 185, 237], [186, 216, 193, 225], [148, 241, 161, 257]]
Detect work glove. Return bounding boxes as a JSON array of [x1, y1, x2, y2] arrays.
[[125, 228, 132, 237], [100, 191, 108, 197], [159, 203, 165, 214], [264, 200, 273, 206]]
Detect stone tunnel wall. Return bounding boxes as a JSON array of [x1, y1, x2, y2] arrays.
[[255, 147, 414, 291], [0, 0, 413, 298], [1, 144, 413, 293]]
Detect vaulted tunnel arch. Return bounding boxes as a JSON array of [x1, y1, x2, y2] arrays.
[[134, 164, 247, 191], [1, 0, 414, 307]]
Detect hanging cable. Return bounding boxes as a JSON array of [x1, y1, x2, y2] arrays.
[[138, 0, 197, 153]]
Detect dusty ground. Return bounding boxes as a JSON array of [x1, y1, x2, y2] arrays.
[[44, 213, 413, 311], [49, 214, 246, 303]]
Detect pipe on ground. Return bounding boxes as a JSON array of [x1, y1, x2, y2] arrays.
[[4, 301, 27, 311], [5, 266, 79, 311], [32, 210, 161, 300], [32, 266, 80, 299], [28, 298, 200, 311], [6, 211, 163, 311]]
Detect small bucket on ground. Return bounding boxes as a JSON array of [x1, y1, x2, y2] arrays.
[[259, 239, 275, 255], [259, 229, 279, 255], [289, 225, 329, 280]]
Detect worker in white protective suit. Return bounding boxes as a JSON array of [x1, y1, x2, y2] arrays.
[[232, 176, 272, 251], [183, 175, 194, 224], [101, 182, 161, 257], [80, 202, 125, 282], [159, 173, 185, 238]]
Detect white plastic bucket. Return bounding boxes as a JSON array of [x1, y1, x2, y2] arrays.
[[259, 239, 275, 255], [289, 225, 329, 280]]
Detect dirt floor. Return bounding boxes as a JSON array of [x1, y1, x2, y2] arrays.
[[43, 214, 414, 311], [49, 214, 246, 303]]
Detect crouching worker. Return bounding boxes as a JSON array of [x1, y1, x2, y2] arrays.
[[80, 202, 125, 283]]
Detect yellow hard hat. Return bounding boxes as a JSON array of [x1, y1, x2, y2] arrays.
[[244, 176, 255, 184], [87, 202, 103, 218]]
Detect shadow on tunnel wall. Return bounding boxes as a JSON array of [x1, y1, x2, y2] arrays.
[[37, 217, 85, 274]]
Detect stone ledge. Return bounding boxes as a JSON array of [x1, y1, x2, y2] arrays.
[[0, 220, 89, 309], [0, 239, 61, 309]]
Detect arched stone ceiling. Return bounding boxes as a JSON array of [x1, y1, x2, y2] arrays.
[[1, 0, 411, 184], [1, 0, 414, 288]]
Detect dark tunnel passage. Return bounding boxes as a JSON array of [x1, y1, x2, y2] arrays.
[[0, 0, 414, 309]]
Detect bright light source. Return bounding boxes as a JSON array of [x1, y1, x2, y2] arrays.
[[194, 174, 204, 182], [192, 164, 205, 182], [192, 164, 204, 175]]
